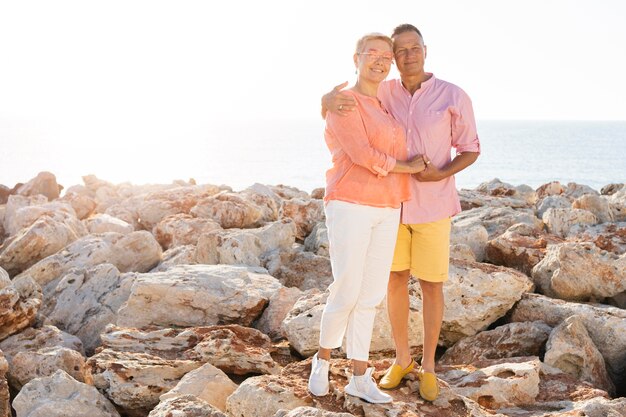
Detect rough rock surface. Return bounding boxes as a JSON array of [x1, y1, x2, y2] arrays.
[[12, 369, 120, 417], [453, 206, 543, 239], [261, 247, 333, 291], [283, 260, 534, 356], [0, 276, 42, 341], [42, 263, 135, 353], [256, 286, 304, 340], [159, 363, 237, 411], [190, 192, 264, 229], [542, 207, 598, 238], [531, 242, 626, 301], [510, 293, 626, 388], [544, 315, 615, 394], [10, 346, 89, 390], [485, 222, 564, 275], [440, 321, 552, 365], [280, 198, 324, 240], [196, 219, 296, 266], [101, 324, 281, 375], [84, 213, 134, 234], [13, 231, 162, 294], [148, 395, 227, 417], [87, 349, 200, 416], [153, 213, 221, 249], [303, 222, 329, 257], [117, 264, 282, 328]]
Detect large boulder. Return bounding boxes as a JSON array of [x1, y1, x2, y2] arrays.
[[84, 213, 134, 234], [536, 194, 571, 218], [568, 222, 626, 255], [15, 171, 61, 200], [12, 369, 120, 417], [41, 264, 136, 353], [280, 198, 324, 240], [159, 363, 236, 411], [485, 223, 564, 275], [509, 293, 626, 388], [117, 265, 282, 328], [10, 346, 89, 390], [572, 194, 614, 223], [542, 208, 598, 238], [452, 206, 542, 240], [0, 276, 41, 341], [135, 184, 222, 230], [13, 231, 162, 294], [439, 321, 552, 365], [531, 242, 626, 301], [153, 213, 221, 249], [148, 395, 227, 417], [450, 222, 489, 262], [0, 325, 84, 363], [190, 192, 265, 229], [261, 247, 333, 291], [101, 324, 281, 375], [303, 222, 329, 256], [87, 349, 201, 416], [439, 358, 542, 409], [2, 194, 48, 236], [255, 286, 304, 341], [196, 219, 296, 266], [544, 315, 615, 394]]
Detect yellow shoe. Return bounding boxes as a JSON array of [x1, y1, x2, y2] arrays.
[[378, 360, 415, 389], [417, 367, 439, 402]]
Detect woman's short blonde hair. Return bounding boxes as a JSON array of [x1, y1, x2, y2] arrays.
[[355, 33, 393, 54]]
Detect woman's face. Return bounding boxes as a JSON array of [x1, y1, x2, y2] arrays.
[[354, 39, 394, 83]]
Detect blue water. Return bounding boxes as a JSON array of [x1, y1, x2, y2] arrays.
[[1, 120, 625, 193]]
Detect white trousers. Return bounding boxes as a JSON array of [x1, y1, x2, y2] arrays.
[[319, 200, 400, 361]]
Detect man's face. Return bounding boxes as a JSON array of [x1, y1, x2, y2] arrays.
[[393, 31, 427, 77]]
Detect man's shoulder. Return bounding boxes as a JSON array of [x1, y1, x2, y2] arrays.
[[431, 76, 471, 99]]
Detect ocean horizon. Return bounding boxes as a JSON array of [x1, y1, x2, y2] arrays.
[[1, 119, 625, 194]]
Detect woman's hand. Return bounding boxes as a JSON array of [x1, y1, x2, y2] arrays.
[[321, 82, 357, 118], [407, 155, 427, 174]]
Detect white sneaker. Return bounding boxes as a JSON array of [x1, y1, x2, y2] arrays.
[[308, 353, 330, 396], [345, 368, 393, 404]]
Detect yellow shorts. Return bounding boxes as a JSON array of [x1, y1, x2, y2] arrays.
[[390, 217, 451, 282]]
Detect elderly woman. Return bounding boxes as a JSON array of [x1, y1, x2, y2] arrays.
[[308, 33, 426, 403]]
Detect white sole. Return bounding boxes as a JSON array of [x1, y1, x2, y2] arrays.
[[344, 385, 392, 404]]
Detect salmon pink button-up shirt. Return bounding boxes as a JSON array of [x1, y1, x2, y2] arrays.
[[378, 74, 481, 224], [324, 90, 411, 208]]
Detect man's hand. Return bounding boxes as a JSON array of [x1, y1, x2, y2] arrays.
[[414, 156, 445, 182], [321, 82, 357, 118]]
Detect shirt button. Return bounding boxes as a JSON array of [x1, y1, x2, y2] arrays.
[[408, 129, 412, 133], [409, 111, 413, 115]]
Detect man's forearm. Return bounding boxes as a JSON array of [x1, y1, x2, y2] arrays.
[[440, 152, 479, 179]]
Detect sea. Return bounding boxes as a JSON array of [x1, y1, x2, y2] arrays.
[[1, 120, 625, 193]]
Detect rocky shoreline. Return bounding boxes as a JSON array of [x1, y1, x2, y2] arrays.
[[0, 172, 625, 417]]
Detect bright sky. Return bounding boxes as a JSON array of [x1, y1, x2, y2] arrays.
[[1, 0, 626, 187]]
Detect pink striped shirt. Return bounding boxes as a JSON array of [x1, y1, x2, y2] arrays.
[[378, 74, 481, 224]]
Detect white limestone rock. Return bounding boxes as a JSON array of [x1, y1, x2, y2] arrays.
[[196, 219, 297, 266], [12, 369, 120, 417], [159, 363, 237, 411], [542, 207, 598, 237], [117, 264, 282, 328], [531, 242, 626, 301], [544, 315, 615, 394]]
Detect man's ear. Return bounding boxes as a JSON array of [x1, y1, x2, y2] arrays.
[[424, 45, 428, 59]]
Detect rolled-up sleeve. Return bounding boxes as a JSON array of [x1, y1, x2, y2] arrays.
[[326, 110, 396, 176], [451, 90, 481, 155]]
